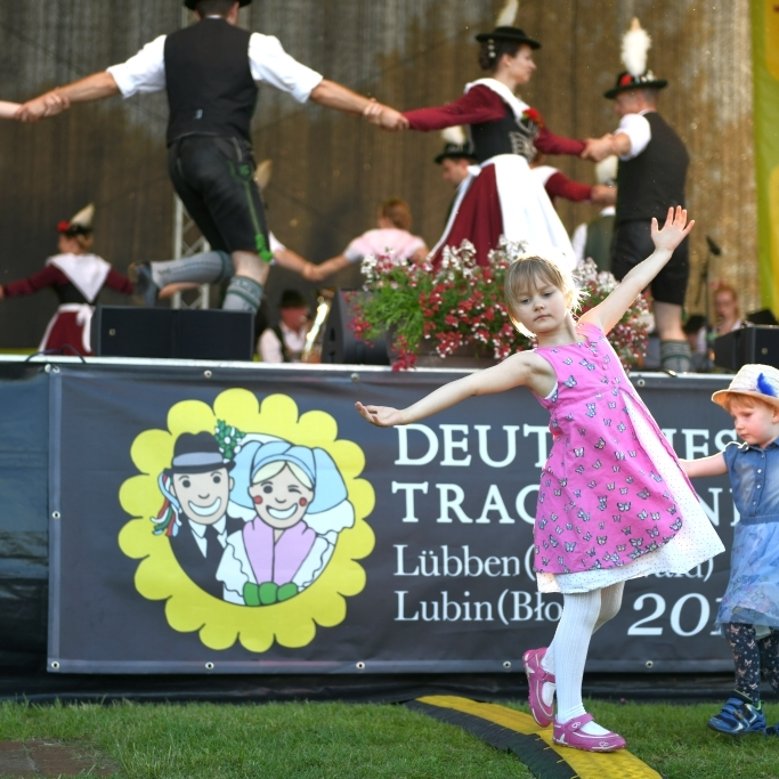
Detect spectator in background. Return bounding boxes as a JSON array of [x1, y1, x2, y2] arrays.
[[257, 289, 313, 363], [570, 156, 619, 272], [712, 282, 743, 337]]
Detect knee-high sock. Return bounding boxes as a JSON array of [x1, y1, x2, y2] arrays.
[[545, 582, 624, 670], [150, 250, 232, 288], [222, 275, 263, 313], [547, 590, 601, 724], [594, 581, 625, 633], [660, 339, 691, 374], [540, 582, 624, 728]]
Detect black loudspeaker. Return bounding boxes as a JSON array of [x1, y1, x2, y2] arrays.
[[92, 306, 255, 361], [320, 291, 389, 365], [746, 308, 779, 326], [713, 326, 779, 371]]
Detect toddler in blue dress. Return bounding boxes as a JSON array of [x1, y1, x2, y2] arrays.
[[682, 363, 779, 735]]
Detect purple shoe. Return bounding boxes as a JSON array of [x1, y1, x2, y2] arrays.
[[553, 713, 626, 752], [523, 647, 555, 727]]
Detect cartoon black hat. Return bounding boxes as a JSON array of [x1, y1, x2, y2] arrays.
[[475, 25, 540, 50], [184, 0, 251, 9], [604, 18, 667, 99], [167, 432, 234, 474]]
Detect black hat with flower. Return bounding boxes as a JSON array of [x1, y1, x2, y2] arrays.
[[57, 202, 94, 237], [475, 26, 540, 50], [604, 18, 668, 99], [434, 126, 477, 164], [475, 1, 540, 54]]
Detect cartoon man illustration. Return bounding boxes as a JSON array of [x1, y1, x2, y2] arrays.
[[155, 432, 244, 598]]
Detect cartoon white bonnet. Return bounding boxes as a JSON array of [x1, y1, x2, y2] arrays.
[[231, 439, 347, 515]]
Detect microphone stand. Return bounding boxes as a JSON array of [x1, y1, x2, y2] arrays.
[[697, 241, 718, 372]]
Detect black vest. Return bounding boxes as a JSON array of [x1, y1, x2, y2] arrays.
[[616, 112, 688, 224], [470, 101, 537, 163], [164, 18, 257, 145]]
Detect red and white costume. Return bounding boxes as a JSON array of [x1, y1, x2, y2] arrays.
[[404, 79, 585, 269], [2, 253, 133, 355]]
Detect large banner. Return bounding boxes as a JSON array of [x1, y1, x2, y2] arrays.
[[46, 363, 736, 674], [752, 0, 779, 315]]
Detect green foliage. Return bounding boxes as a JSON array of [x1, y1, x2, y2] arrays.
[[352, 241, 649, 370]]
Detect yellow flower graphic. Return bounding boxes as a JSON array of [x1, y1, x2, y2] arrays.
[[118, 389, 375, 652]]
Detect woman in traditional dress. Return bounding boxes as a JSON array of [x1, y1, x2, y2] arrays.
[[400, 25, 586, 269], [0, 204, 134, 355]]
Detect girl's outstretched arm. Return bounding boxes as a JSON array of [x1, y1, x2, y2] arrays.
[[581, 205, 694, 334], [356, 350, 551, 428]]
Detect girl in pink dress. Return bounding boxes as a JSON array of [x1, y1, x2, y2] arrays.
[[355, 206, 724, 752]]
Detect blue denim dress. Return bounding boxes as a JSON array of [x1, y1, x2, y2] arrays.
[[718, 440, 779, 627]]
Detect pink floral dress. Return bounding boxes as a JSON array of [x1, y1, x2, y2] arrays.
[[532, 322, 724, 593]]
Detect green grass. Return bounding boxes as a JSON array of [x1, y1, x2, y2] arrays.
[[0, 698, 778, 778]]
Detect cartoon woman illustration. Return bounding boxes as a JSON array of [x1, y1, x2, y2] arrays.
[[218, 439, 354, 605]]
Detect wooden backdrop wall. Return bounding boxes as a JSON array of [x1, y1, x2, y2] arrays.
[[0, 0, 756, 349]]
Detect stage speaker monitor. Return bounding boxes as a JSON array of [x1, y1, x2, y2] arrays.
[[320, 291, 389, 365], [713, 325, 779, 371], [92, 306, 255, 361]]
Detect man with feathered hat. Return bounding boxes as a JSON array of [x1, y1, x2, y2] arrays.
[[15, 0, 406, 321], [583, 19, 691, 374]]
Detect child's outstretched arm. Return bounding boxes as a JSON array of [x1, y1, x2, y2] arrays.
[[679, 452, 727, 479], [580, 205, 694, 334], [356, 350, 549, 428]]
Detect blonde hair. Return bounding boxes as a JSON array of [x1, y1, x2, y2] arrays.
[[504, 256, 580, 333], [252, 460, 313, 490]]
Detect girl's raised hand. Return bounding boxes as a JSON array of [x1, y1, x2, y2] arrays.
[[355, 401, 403, 427], [651, 205, 695, 253]]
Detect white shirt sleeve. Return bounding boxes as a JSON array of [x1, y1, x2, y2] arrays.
[[570, 222, 587, 262], [615, 113, 651, 160], [248, 33, 323, 103], [107, 35, 167, 97], [258, 328, 284, 363]]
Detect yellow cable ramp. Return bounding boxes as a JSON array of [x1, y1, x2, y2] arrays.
[[408, 695, 662, 779]]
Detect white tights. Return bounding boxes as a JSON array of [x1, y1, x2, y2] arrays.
[[542, 582, 625, 731]]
